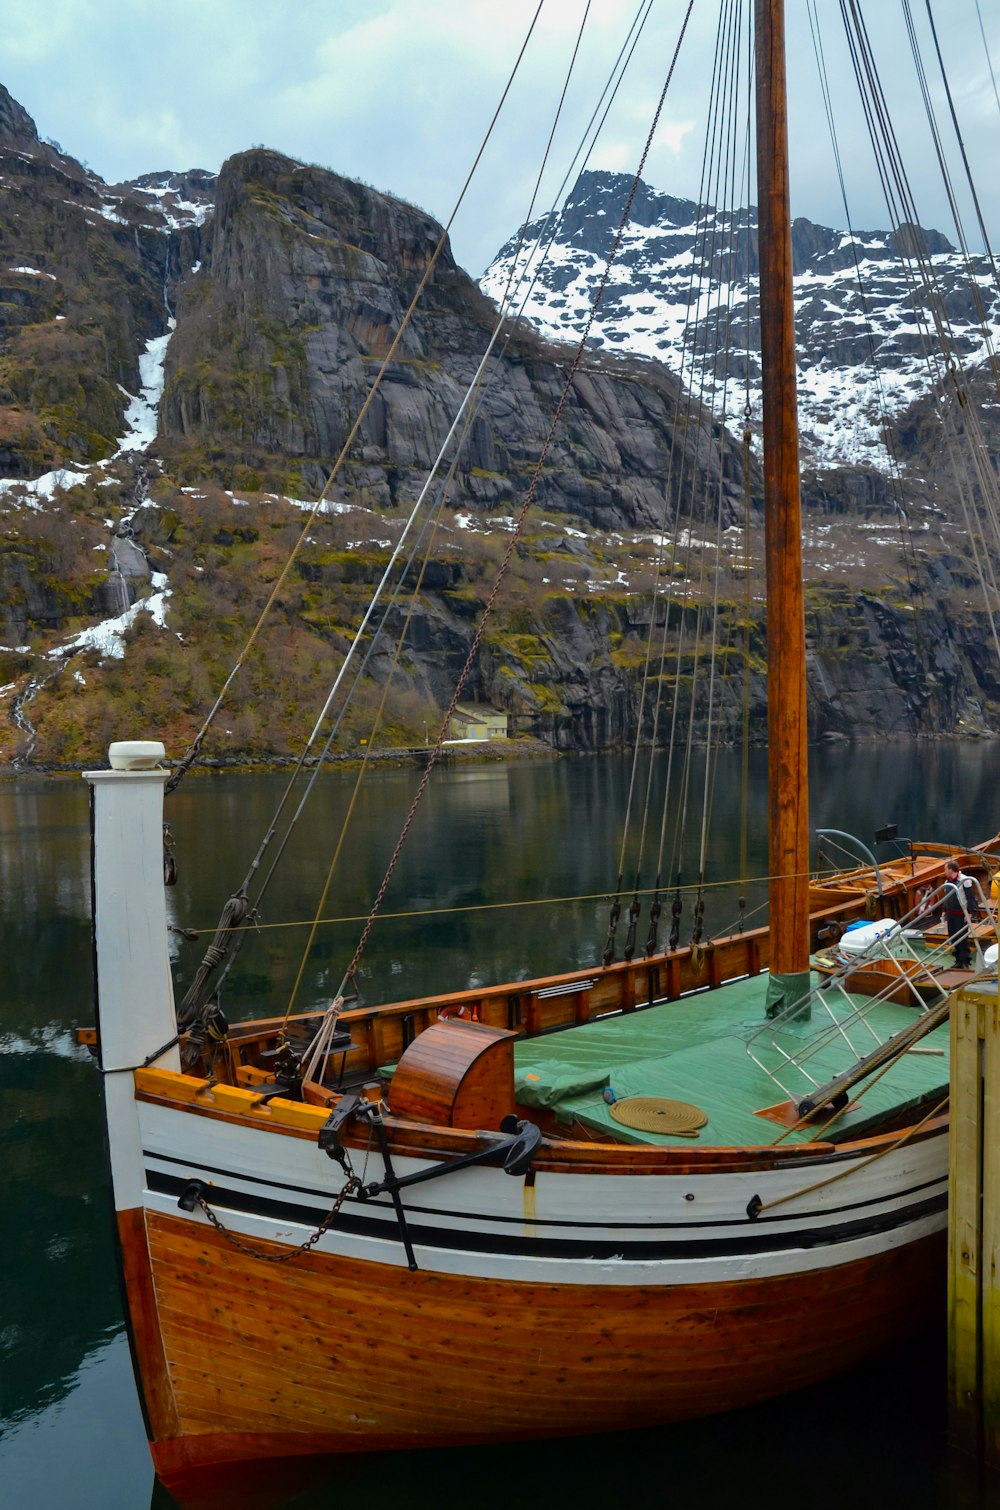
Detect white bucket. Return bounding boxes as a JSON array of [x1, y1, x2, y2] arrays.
[[839, 918, 906, 960]]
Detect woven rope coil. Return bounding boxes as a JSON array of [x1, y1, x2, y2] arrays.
[[609, 1096, 708, 1136]]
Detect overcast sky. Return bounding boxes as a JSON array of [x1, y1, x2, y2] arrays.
[[3, 1, 999, 276]]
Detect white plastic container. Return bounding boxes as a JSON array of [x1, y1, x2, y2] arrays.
[[838, 918, 907, 960]]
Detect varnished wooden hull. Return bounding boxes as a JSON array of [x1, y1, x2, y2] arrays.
[[128, 1204, 944, 1487], [110, 1073, 951, 1494]]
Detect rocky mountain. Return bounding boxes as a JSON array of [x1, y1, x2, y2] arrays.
[[156, 149, 753, 536], [0, 86, 998, 768], [481, 168, 1000, 478], [0, 87, 211, 475]]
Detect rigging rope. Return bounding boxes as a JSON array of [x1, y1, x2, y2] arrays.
[[693, 0, 749, 935], [924, 0, 1000, 299], [607, 0, 754, 962], [182, 0, 667, 1019], [333, 0, 697, 1000], [170, 8, 559, 1023], [738, 411, 754, 932], [805, 0, 933, 664], [840, 0, 1000, 672], [174, 869, 794, 939], [975, 0, 1000, 119], [163, 2, 547, 799], [282, 1, 602, 1022]]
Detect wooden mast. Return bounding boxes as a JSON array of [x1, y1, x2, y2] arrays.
[[754, 0, 811, 999]]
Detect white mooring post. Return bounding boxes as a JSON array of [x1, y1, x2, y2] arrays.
[[83, 741, 179, 1209], [948, 980, 1000, 1468]]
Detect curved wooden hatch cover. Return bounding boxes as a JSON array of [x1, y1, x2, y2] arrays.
[[389, 1019, 516, 1129]]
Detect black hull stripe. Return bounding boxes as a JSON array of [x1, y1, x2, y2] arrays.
[[145, 1168, 946, 1262], [143, 1147, 946, 1232]]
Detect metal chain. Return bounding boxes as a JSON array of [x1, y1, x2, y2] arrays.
[[194, 1173, 361, 1264]]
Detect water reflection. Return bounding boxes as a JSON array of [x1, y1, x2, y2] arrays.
[[2, 1335, 149, 1509]]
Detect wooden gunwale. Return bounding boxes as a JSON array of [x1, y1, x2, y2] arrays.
[[133, 1065, 948, 1171]]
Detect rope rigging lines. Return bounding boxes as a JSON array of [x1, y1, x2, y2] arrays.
[[177, 0, 704, 1030], [837, 0, 1000, 671], [332, 0, 698, 1003], [175, 0, 704, 1031], [172, 0, 1000, 1037], [604, 0, 1000, 967], [604, 0, 759, 964], [171, 3, 555, 1024]]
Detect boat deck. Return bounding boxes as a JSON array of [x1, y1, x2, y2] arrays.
[[512, 972, 950, 1148]]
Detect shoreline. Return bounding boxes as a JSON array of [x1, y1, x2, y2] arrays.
[[0, 736, 561, 781], [2, 727, 997, 782]]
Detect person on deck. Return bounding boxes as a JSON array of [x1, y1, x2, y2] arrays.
[[943, 859, 974, 970]]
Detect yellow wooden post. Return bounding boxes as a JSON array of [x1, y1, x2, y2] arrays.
[[949, 982, 1000, 1466], [984, 988, 1000, 1461]]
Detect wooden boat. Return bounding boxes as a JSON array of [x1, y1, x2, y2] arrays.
[[83, 2, 1000, 1499]]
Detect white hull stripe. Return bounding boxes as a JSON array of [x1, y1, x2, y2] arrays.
[[145, 1162, 946, 1262]]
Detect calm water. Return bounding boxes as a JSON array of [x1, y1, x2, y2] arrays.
[[2, 745, 999, 1509]]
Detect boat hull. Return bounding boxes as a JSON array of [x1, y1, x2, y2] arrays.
[[130, 1205, 944, 1486], [106, 1062, 952, 1489]]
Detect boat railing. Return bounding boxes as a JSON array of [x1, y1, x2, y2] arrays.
[[815, 827, 894, 900], [744, 883, 993, 1113]]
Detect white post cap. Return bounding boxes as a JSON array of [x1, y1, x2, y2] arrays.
[[108, 740, 166, 771]]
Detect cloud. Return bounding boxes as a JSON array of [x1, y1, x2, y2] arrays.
[[1, 0, 998, 275]]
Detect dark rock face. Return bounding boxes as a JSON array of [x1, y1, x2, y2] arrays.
[[0, 83, 38, 144], [0, 547, 98, 645], [158, 149, 750, 532], [391, 574, 998, 750], [0, 110, 213, 474]]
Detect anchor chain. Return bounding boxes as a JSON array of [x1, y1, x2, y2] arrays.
[[184, 1172, 361, 1264]]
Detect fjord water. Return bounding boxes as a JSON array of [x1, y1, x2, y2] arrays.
[[2, 744, 998, 1509]]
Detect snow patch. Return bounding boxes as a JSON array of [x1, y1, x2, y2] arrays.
[[0, 468, 91, 503], [481, 190, 995, 472], [115, 323, 175, 454], [50, 588, 172, 662]]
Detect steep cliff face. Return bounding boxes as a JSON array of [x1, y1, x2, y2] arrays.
[[473, 578, 998, 751], [0, 85, 210, 473], [158, 150, 749, 533]]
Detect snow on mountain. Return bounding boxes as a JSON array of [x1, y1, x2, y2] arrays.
[[116, 324, 175, 454], [113, 170, 216, 231], [480, 169, 1000, 472]]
